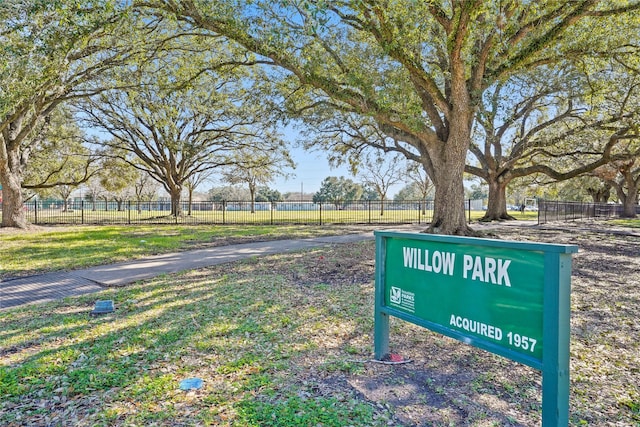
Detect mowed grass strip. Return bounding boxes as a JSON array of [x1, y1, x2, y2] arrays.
[[0, 224, 360, 280], [611, 218, 640, 228]]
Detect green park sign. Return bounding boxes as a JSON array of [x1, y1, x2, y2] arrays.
[[374, 231, 578, 426]]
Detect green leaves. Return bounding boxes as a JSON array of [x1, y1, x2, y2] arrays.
[[312, 176, 364, 207]]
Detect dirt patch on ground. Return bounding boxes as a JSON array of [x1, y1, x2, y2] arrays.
[[275, 220, 639, 426], [0, 224, 60, 235]]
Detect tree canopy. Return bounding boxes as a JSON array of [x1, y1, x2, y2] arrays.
[[1, 0, 138, 227], [79, 26, 288, 217], [3, 1, 640, 230], [140, 0, 640, 234], [221, 148, 293, 213], [358, 152, 404, 215], [312, 176, 363, 209]]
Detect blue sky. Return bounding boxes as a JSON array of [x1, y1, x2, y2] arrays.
[[272, 144, 352, 195], [265, 125, 353, 195], [270, 143, 409, 197], [269, 125, 407, 197]]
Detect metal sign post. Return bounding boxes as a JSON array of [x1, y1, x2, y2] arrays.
[[374, 231, 577, 426]]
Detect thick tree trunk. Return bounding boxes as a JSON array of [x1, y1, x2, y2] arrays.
[[621, 189, 638, 218], [170, 186, 182, 217], [0, 172, 27, 228], [0, 149, 28, 228], [430, 167, 469, 234], [613, 175, 638, 218], [427, 121, 474, 235], [481, 178, 515, 221], [248, 182, 258, 214]]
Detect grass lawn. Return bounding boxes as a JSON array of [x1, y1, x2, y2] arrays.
[[2, 221, 636, 426], [610, 218, 640, 228], [0, 242, 395, 426], [25, 207, 429, 226]]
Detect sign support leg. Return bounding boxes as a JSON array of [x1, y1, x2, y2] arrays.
[[542, 252, 571, 426], [374, 310, 389, 360], [374, 234, 389, 360], [542, 368, 569, 426]]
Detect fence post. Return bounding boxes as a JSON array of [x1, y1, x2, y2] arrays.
[[547, 200, 550, 223], [468, 199, 471, 223], [34, 199, 38, 224], [319, 202, 322, 226], [579, 202, 582, 220], [368, 200, 372, 224], [128, 200, 131, 225], [538, 200, 541, 225], [222, 201, 226, 224], [81, 200, 84, 225], [270, 202, 274, 225]]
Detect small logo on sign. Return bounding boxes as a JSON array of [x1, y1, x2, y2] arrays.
[[390, 286, 402, 304], [389, 286, 415, 313]]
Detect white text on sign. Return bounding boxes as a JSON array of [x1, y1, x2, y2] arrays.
[[402, 247, 512, 286]]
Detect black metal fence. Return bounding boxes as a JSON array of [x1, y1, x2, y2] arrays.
[[1, 198, 485, 226], [3, 199, 431, 225], [537, 200, 640, 224]]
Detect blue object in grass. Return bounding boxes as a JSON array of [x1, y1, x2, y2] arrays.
[[90, 300, 115, 315], [179, 378, 203, 391]]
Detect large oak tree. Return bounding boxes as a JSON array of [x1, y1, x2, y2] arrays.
[[80, 34, 288, 217], [0, 0, 139, 227], [593, 158, 640, 217], [20, 107, 101, 203], [466, 66, 639, 221]]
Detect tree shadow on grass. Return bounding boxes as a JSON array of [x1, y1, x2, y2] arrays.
[[2, 231, 638, 426]]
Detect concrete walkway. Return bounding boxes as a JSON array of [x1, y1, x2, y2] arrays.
[[0, 233, 375, 310], [0, 221, 543, 311]]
